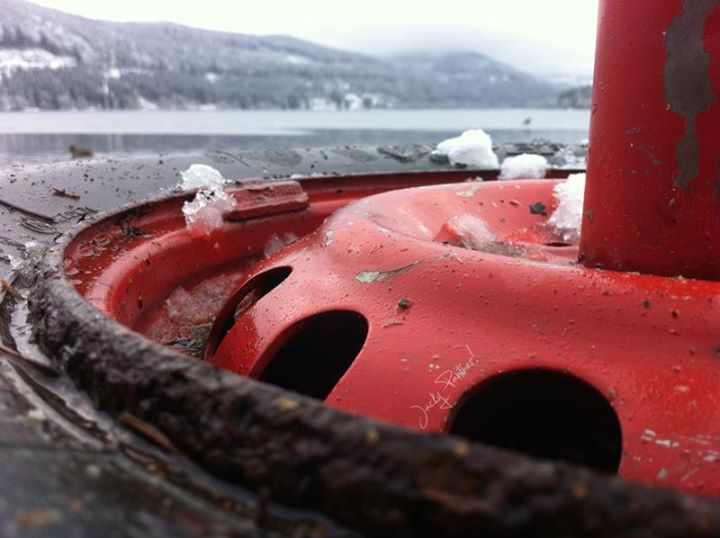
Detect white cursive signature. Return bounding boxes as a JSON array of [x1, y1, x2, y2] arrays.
[[434, 355, 481, 390], [410, 392, 454, 430], [410, 346, 481, 429]]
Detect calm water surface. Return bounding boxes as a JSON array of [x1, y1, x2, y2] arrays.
[[0, 109, 590, 166]]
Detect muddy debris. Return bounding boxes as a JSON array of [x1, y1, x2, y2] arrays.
[[51, 187, 81, 200], [397, 298, 412, 311], [529, 202, 548, 216]]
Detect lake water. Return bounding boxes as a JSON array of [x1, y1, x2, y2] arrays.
[[0, 108, 590, 166]]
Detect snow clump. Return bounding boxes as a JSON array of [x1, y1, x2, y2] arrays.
[[179, 164, 226, 191], [547, 173, 586, 241], [499, 154, 548, 180], [179, 164, 236, 234], [445, 214, 498, 251], [434, 129, 499, 169]]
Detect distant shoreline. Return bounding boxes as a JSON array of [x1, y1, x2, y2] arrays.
[[0, 108, 591, 135]]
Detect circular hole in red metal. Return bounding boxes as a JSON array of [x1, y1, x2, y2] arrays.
[[204, 266, 292, 359], [449, 369, 622, 473], [258, 310, 368, 400]]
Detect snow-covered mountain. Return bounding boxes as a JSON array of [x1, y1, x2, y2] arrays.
[[0, 0, 564, 110]]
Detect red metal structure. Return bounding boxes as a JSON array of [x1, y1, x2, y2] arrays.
[[60, 0, 720, 508], [581, 0, 720, 278]]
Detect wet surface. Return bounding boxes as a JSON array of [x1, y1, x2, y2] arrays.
[[0, 145, 438, 537]]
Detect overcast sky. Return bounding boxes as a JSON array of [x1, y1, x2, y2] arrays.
[[31, 0, 599, 77]]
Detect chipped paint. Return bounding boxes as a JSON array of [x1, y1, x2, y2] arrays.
[[656, 438, 681, 449], [355, 253, 452, 284], [665, 0, 720, 189], [356, 261, 422, 283], [635, 143, 663, 166]]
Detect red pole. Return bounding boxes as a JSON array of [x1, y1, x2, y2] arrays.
[[580, 0, 720, 279]]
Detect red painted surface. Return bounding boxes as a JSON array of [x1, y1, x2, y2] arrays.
[[65, 167, 720, 497], [64, 170, 506, 345], [581, 0, 720, 279], [205, 179, 720, 497]]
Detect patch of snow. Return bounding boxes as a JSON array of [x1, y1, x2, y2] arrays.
[[179, 164, 226, 191], [179, 164, 236, 235], [446, 214, 498, 251], [309, 97, 336, 111], [0, 48, 76, 77], [24, 240, 43, 258], [499, 154, 548, 180], [164, 286, 211, 325], [26, 409, 46, 421], [547, 173, 586, 242], [136, 96, 158, 111], [457, 180, 485, 198], [553, 145, 587, 169], [434, 130, 499, 169], [263, 233, 299, 257], [285, 54, 310, 65], [198, 104, 217, 112], [205, 72, 220, 84], [106, 67, 121, 80], [182, 189, 236, 234], [344, 93, 363, 111]]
